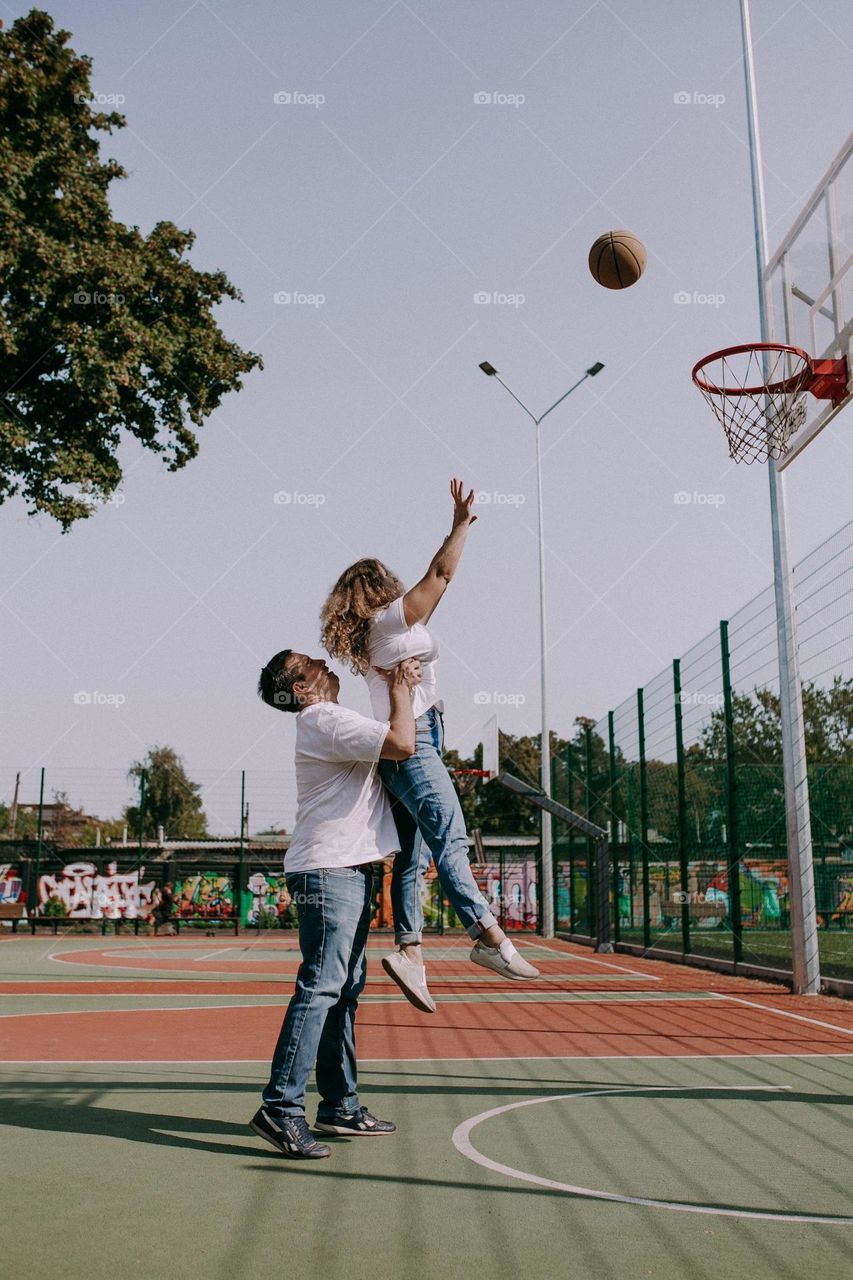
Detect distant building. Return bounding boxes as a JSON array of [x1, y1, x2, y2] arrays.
[[17, 802, 96, 840]]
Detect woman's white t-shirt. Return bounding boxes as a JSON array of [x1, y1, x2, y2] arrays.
[[285, 702, 400, 872], [365, 596, 439, 722]]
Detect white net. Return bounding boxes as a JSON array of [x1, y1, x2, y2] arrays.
[[693, 344, 812, 463]]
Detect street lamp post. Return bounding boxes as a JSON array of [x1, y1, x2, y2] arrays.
[[478, 359, 605, 937]]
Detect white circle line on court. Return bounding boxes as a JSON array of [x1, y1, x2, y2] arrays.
[[452, 1088, 853, 1224]]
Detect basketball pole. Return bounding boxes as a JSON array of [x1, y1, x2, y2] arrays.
[[739, 0, 821, 994], [478, 360, 604, 938]]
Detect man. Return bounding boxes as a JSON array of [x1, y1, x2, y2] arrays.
[[151, 881, 175, 936], [250, 648, 420, 1159]]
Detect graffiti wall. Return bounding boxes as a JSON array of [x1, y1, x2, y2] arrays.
[[174, 873, 234, 920], [0, 865, 23, 905], [38, 861, 155, 919], [245, 871, 293, 926], [482, 860, 538, 929]]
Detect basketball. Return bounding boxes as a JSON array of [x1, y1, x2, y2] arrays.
[[588, 229, 647, 289]]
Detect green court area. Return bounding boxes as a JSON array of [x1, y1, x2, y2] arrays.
[[3, 935, 853, 1279], [616, 928, 853, 979], [3, 1055, 853, 1280]]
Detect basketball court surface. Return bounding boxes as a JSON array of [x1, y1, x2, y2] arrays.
[[3, 932, 852, 1280]]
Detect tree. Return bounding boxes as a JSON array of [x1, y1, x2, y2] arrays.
[[446, 725, 608, 836], [700, 677, 853, 847], [0, 11, 262, 529], [701, 677, 853, 766], [125, 746, 208, 840]]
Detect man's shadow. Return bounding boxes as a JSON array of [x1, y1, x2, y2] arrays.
[[0, 1085, 267, 1158]]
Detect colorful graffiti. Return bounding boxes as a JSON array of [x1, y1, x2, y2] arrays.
[[174, 873, 234, 919], [38, 861, 155, 918], [482, 861, 538, 929], [0, 864, 23, 905], [367, 860, 539, 931], [245, 871, 293, 926]]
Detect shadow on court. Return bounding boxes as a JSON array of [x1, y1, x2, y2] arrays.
[[1, 1082, 850, 1164]]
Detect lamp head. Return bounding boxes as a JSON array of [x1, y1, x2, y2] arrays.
[[586, 362, 604, 377], [479, 361, 498, 376]]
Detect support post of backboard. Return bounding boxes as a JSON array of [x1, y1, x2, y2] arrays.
[[496, 771, 612, 951], [740, 0, 820, 993], [594, 835, 613, 953]]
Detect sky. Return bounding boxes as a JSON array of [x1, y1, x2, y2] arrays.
[[2, 0, 851, 834]]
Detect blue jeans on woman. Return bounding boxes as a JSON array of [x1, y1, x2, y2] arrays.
[[262, 865, 373, 1119], [379, 706, 498, 945]]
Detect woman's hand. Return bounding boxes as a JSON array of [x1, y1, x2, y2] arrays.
[[450, 477, 478, 527]]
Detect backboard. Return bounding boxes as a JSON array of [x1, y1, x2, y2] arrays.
[[764, 130, 852, 467], [481, 714, 499, 782]]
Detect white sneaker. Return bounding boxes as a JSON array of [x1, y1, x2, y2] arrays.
[[470, 939, 540, 980], [381, 951, 437, 1013]]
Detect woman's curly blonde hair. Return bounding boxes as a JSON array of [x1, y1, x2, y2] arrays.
[[320, 558, 404, 675]]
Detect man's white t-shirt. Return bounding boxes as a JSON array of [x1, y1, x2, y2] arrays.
[[366, 596, 439, 721], [285, 701, 400, 873]]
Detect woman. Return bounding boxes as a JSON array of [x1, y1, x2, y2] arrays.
[[320, 479, 539, 1013]]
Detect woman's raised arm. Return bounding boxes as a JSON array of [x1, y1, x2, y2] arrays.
[[402, 478, 478, 626]]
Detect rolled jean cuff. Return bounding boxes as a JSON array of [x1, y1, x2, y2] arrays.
[[317, 1094, 359, 1121], [467, 910, 498, 939], [395, 929, 423, 946]]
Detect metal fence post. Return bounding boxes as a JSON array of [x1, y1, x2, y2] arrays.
[[34, 766, 45, 917], [720, 621, 743, 964], [237, 770, 246, 936], [136, 769, 147, 936], [566, 740, 575, 927], [637, 688, 651, 949], [584, 724, 594, 936], [608, 711, 619, 943], [673, 659, 691, 956]]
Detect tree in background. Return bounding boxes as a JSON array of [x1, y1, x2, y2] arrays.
[[125, 746, 208, 840], [697, 676, 853, 848], [0, 10, 261, 529], [449, 682, 853, 852], [700, 677, 853, 765], [446, 725, 610, 836]]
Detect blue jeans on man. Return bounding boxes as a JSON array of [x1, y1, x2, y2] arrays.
[[262, 865, 373, 1119]]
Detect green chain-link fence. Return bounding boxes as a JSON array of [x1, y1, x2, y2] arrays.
[[575, 520, 853, 982]]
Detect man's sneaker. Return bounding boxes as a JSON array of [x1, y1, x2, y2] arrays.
[[249, 1107, 331, 1159], [381, 950, 436, 1013], [314, 1106, 396, 1136], [470, 939, 540, 980]]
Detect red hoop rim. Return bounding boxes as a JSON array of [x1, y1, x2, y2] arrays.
[[692, 342, 812, 397]]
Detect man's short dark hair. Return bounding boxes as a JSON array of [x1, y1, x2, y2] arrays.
[[258, 649, 304, 714]]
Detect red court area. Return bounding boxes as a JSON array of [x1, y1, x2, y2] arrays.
[[1, 937, 852, 1062]]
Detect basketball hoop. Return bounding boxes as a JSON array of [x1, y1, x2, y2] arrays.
[[692, 342, 849, 464], [452, 768, 491, 796]]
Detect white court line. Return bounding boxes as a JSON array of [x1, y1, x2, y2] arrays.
[[3, 1051, 853, 1064], [719, 993, 853, 1037], [517, 940, 662, 980], [0, 992, 715, 1019], [452, 1087, 853, 1225], [0, 1002, 283, 1018]]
